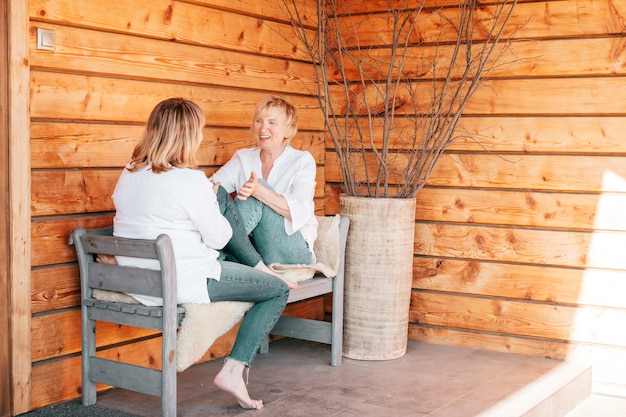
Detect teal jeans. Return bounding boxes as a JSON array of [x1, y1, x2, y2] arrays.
[[207, 261, 289, 367], [210, 185, 289, 366], [215, 185, 263, 267], [234, 180, 311, 265]]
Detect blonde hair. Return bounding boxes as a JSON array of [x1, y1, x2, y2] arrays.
[[129, 98, 205, 173], [251, 96, 299, 143]]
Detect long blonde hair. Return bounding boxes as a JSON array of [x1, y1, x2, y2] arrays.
[[251, 96, 299, 144], [129, 98, 205, 173]]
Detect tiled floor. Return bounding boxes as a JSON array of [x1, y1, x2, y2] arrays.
[[78, 338, 599, 417]]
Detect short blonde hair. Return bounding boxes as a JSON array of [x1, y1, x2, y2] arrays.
[[251, 96, 299, 143], [129, 98, 205, 173]]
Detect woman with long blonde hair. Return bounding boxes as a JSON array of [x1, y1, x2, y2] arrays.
[[111, 97, 288, 409]]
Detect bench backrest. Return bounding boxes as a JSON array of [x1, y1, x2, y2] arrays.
[[70, 227, 178, 320]]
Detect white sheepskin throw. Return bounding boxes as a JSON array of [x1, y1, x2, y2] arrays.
[[92, 289, 252, 372], [175, 301, 252, 372], [269, 214, 341, 282]]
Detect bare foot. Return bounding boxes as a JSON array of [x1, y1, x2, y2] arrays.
[[96, 254, 117, 265], [254, 261, 298, 289], [214, 359, 263, 409]]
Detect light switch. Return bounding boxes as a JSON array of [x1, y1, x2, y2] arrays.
[[37, 28, 55, 51]]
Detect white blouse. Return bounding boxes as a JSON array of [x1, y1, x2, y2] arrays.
[[211, 146, 318, 255], [112, 165, 232, 306]]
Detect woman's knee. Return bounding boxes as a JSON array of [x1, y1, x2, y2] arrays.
[[215, 185, 233, 215]]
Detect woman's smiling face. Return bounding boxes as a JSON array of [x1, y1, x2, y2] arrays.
[[253, 107, 287, 153]]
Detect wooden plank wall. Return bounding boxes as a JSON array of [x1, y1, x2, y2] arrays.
[[323, 0, 626, 397], [17, 0, 626, 412], [25, 0, 321, 411]]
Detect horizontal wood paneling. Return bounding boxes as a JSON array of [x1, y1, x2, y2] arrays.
[[188, 0, 317, 24], [327, 77, 626, 117], [326, 151, 626, 192], [31, 300, 317, 362], [339, 0, 542, 13], [31, 170, 117, 216], [31, 123, 143, 169], [462, 78, 626, 115], [30, 338, 184, 408], [414, 188, 609, 231], [31, 310, 161, 362], [415, 223, 626, 270], [413, 258, 626, 309], [410, 324, 570, 359], [336, 37, 626, 81], [29, 0, 312, 60], [31, 166, 326, 217], [29, 22, 317, 94], [30, 71, 325, 128], [328, 116, 626, 154], [31, 123, 325, 169], [336, 1, 626, 46], [31, 265, 79, 314], [32, 216, 112, 267], [454, 152, 626, 192], [410, 292, 626, 346]]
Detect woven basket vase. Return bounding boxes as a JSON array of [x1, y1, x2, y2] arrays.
[[339, 195, 416, 360]]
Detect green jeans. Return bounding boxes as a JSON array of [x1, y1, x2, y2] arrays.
[[234, 179, 311, 265], [207, 261, 289, 367]]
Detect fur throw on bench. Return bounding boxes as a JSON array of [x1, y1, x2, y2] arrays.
[[91, 214, 341, 372], [269, 214, 341, 282], [176, 301, 252, 371], [92, 289, 252, 372]]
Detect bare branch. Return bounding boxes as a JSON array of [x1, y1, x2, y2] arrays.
[[281, 0, 518, 198]]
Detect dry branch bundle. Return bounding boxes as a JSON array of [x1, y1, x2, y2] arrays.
[[283, 0, 518, 197]]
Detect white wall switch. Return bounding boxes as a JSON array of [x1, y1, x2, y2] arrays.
[[37, 28, 55, 51]]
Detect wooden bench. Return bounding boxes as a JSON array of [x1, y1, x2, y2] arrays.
[[69, 215, 348, 417]]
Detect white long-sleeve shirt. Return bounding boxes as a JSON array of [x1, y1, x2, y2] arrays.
[[211, 146, 318, 256], [112, 165, 232, 306]]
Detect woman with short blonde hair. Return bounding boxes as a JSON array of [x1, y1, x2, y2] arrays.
[[213, 95, 318, 268]]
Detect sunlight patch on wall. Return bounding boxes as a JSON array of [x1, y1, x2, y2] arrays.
[[575, 170, 626, 338], [589, 170, 626, 229], [585, 170, 626, 270]]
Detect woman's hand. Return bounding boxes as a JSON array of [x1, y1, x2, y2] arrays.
[[238, 171, 293, 220], [237, 172, 258, 200]]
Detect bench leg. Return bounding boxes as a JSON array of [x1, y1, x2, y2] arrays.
[[331, 283, 344, 367], [258, 336, 269, 354], [82, 315, 97, 405]]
